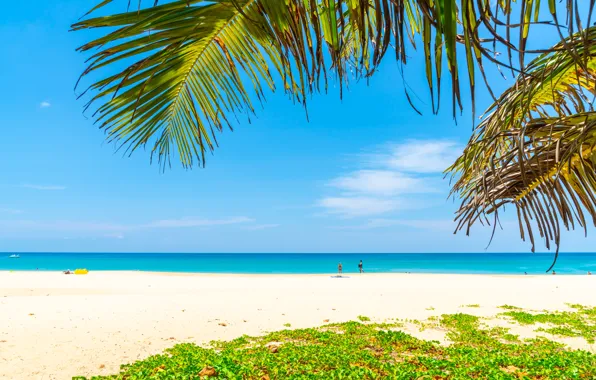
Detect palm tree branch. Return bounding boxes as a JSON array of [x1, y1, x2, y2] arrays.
[[452, 112, 596, 268], [75, 1, 304, 169], [74, 0, 592, 169]]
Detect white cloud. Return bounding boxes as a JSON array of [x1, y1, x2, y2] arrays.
[[0, 208, 22, 214], [0, 220, 128, 232], [318, 197, 401, 217], [328, 170, 424, 196], [242, 224, 280, 231], [331, 218, 454, 231], [330, 218, 402, 230], [0, 216, 255, 236], [21, 184, 66, 191], [40, 101, 51, 108], [383, 140, 461, 173], [397, 219, 455, 230], [318, 140, 460, 217], [104, 233, 125, 239], [147, 217, 254, 228]]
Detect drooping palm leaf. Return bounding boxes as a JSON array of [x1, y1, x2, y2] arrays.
[[448, 28, 596, 269], [73, 1, 317, 168], [73, 0, 587, 169], [72, 0, 395, 169]]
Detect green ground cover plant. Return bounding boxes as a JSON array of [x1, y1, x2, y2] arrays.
[[78, 306, 596, 379], [500, 304, 596, 344], [499, 305, 522, 310]]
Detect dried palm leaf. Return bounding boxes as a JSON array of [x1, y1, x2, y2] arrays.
[[449, 28, 596, 270]]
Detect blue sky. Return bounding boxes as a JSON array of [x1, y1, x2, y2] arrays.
[[1, 0, 595, 253]]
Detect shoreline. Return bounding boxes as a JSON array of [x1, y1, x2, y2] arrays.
[[0, 270, 587, 276], [1, 272, 594, 379], [4, 252, 594, 276]]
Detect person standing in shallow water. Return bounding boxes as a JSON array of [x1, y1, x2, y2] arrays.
[[338, 262, 343, 275], [358, 260, 364, 273]]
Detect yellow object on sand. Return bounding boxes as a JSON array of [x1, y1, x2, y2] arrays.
[[74, 269, 89, 275]]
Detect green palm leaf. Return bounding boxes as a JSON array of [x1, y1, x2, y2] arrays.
[[73, 0, 585, 169], [74, 1, 301, 168]]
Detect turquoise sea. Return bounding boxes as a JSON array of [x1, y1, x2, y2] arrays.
[[1, 252, 595, 274]]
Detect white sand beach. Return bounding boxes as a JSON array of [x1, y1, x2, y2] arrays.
[[0, 271, 594, 379]]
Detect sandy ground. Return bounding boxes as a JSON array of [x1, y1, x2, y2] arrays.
[[0, 272, 595, 379]]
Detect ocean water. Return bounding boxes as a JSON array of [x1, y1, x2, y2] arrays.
[[1, 252, 595, 274]]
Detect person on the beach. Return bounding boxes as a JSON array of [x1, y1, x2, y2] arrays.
[[358, 260, 364, 273], [524, 272, 527, 275], [338, 262, 343, 275], [552, 270, 556, 275], [588, 271, 592, 275]]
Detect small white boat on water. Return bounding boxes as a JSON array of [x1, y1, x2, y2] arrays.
[[8, 254, 20, 258]]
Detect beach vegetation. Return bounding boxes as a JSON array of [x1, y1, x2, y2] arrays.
[[499, 305, 522, 311], [282, 323, 291, 328], [79, 307, 596, 379], [500, 304, 596, 344], [357, 315, 370, 322]]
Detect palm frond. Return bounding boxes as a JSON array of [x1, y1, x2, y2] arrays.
[[449, 28, 596, 269], [73, 0, 589, 168], [73, 0, 325, 169]]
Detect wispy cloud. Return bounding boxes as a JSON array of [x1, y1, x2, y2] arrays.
[[319, 197, 401, 217], [330, 218, 454, 231], [104, 233, 125, 239], [378, 140, 461, 173], [21, 184, 66, 191], [0, 220, 128, 233], [242, 224, 280, 231], [147, 217, 254, 228], [318, 140, 460, 217], [328, 170, 426, 196], [0, 208, 22, 215], [40, 101, 51, 108], [330, 218, 402, 230], [0, 216, 255, 236]]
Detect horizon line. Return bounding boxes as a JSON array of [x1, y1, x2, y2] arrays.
[[3, 251, 594, 255]]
